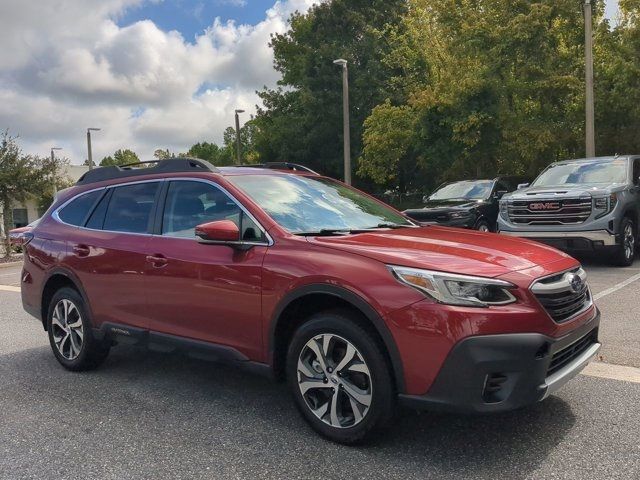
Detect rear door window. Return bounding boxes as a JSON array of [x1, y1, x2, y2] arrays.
[[103, 182, 160, 233], [58, 190, 102, 226], [85, 190, 112, 230]]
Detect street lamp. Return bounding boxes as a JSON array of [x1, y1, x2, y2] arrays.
[[86, 127, 101, 170], [234, 109, 245, 165], [50, 147, 62, 194], [333, 58, 351, 185], [584, 0, 595, 157]]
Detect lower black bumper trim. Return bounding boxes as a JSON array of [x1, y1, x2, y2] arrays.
[[399, 308, 600, 414]]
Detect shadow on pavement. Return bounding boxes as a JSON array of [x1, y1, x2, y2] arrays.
[[0, 344, 577, 479]]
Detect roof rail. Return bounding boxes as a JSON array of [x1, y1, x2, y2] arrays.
[[76, 158, 218, 185], [241, 162, 319, 175]]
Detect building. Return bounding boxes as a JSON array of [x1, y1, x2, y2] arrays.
[[1, 164, 89, 230]]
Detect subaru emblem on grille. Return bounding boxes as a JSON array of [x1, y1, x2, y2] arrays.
[[567, 274, 583, 293], [529, 202, 561, 211]]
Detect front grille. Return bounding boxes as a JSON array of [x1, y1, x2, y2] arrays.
[[547, 329, 598, 377], [532, 267, 592, 323], [406, 210, 450, 222], [507, 198, 592, 225]]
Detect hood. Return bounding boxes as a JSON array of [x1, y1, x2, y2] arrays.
[[505, 183, 623, 200], [306, 226, 573, 278], [407, 199, 483, 211]]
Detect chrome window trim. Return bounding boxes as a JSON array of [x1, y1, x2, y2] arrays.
[[51, 177, 273, 246]]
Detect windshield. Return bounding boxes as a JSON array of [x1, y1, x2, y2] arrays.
[[228, 175, 413, 234], [532, 160, 627, 186], [429, 180, 494, 200]]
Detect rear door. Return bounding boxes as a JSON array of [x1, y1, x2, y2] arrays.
[[62, 181, 161, 329], [143, 179, 269, 359]]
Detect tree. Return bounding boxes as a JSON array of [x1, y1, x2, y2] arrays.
[[0, 131, 69, 257], [99, 149, 140, 167], [153, 149, 174, 160], [252, 0, 408, 180], [360, 0, 594, 194]]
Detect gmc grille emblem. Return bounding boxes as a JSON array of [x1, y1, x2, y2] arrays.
[[529, 202, 561, 211]]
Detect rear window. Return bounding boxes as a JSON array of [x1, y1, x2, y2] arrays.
[[103, 182, 159, 233], [58, 190, 102, 226]]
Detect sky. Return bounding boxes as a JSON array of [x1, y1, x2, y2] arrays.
[[0, 0, 622, 165]]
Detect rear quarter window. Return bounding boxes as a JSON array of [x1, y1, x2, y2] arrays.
[[58, 190, 102, 226]]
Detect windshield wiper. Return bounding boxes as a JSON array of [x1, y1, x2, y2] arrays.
[[294, 229, 351, 236], [294, 223, 413, 236], [374, 223, 411, 229]]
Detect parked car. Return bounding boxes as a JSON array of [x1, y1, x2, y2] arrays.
[[9, 220, 38, 248], [498, 156, 640, 266], [21, 158, 601, 444], [404, 177, 528, 232]]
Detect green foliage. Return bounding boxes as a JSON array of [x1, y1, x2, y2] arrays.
[[0, 131, 69, 257], [100, 149, 140, 166], [252, 0, 408, 180], [358, 0, 627, 195], [153, 149, 174, 160]]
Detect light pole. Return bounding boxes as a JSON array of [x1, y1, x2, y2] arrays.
[[234, 109, 245, 165], [50, 147, 62, 194], [333, 58, 351, 185], [584, 0, 595, 157], [86, 127, 101, 170]]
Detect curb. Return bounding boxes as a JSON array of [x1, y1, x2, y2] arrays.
[[0, 260, 22, 269]]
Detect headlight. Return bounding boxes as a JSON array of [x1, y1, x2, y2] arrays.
[[388, 266, 517, 307], [499, 201, 509, 219], [594, 193, 617, 218]]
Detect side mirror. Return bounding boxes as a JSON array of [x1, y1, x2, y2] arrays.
[[494, 190, 508, 199], [517, 183, 530, 190], [195, 220, 240, 244], [422, 195, 430, 204]]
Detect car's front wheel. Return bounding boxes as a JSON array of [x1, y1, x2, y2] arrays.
[[286, 311, 395, 444], [47, 287, 111, 371], [475, 219, 491, 232], [611, 217, 636, 267]]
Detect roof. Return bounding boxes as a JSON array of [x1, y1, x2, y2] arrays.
[[75, 158, 318, 186]]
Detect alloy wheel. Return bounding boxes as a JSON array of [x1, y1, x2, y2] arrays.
[[51, 299, 84, 360], [624, 223, 635, 261], [297, 334, 372, 429]]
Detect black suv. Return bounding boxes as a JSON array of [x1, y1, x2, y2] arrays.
[[404, 177, 527, 232]]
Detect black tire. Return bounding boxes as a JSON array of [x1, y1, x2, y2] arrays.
[[475, 219, 491, 232], [286, 310, 395, 444], [46, 287, 110, 371], [611, 217, 636, 267]]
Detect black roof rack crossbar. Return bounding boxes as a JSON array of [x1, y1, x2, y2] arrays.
[[76, 158, 218, 185], [241, 162, 319, 174]]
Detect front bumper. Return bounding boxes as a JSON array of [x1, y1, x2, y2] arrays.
[[399, 308, 600, 413], [500, 230, 617, 248]]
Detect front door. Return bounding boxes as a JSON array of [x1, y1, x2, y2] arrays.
[[143, 179, 269, 359]]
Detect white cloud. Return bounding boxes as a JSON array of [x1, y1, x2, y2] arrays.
[[0, 0, 323, 163]]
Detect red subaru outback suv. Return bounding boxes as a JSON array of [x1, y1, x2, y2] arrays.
[[21, 159, 601, 443]]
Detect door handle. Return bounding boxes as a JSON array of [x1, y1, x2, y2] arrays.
[[72, 244, 90, 257], [146, 254, 168, 268]]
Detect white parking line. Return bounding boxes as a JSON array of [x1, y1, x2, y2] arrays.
[[582, 362, 640, 384], [0, 285, 20, 293], [593, 272, 640, 300]]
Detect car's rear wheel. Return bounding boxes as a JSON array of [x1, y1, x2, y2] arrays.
[[286, 311, 395, 444], [611, 217, 636, 267], [47, 287, 110, 371]]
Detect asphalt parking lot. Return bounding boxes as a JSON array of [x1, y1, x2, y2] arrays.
[[1, 257, 639, 479]]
